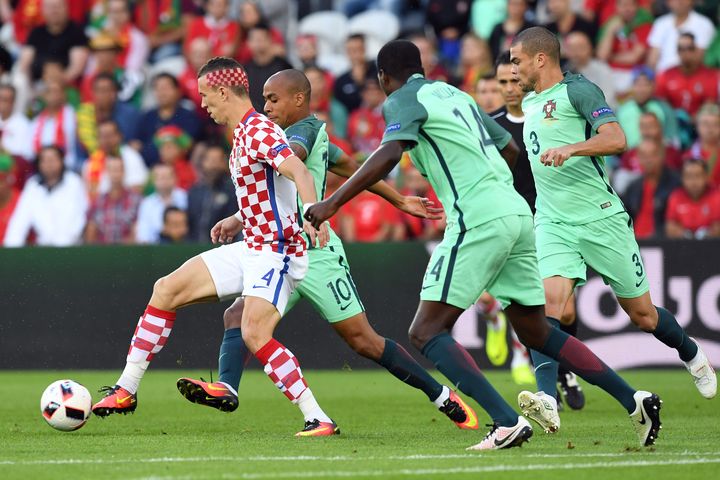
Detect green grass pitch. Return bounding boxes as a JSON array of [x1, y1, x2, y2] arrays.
[[2, 369, 719, 479]]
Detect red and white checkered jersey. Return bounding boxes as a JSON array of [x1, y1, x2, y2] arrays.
[[230, 108, 306, 256]]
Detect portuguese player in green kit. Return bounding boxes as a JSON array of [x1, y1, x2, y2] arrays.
[[509, 26, 716, 434], [306, 39, 666, 449]]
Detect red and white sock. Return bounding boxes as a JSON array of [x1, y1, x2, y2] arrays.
[[255, 338, 331, 422], [477, 298, 502, 327], [117, 305, 176, 394], [510, 327, 530, 368]]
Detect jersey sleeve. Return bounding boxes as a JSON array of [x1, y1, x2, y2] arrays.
[[477, 107, 511, 150], [381, 90, 428, 149], [566, 77, 618, 132], [328, 143, 342, 167], [285, 121, 318, 160], [247, 122, 294, 171]]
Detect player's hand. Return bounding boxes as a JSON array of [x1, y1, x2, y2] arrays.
[[540, 145, 575, 167], [210, 215, 242, 244], [399, 196, 444, 220], [304, 200, 337, 229], [302, 221, 329, 248]]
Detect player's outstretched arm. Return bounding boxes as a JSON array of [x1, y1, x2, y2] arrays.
[[304, 141, 405, 229], [329, 150, 442, 220], [541, 122, 627, 167]]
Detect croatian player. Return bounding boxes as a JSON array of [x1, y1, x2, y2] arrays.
[[176, 69, 479, 432], [306, 40, 664, 449], [509, 26, 716, 433], [92, 57, 338, 436]]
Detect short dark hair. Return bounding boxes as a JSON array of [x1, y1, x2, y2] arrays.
[[511, 26, 561, 64], [197, 56, 247, 97], [153, 72, 179, 89], [163, 206, 186, 223], [679, 32, 696, 44], [93, 72, 119, 90], [0, 83, 16, 100], [97, 118, 121, 133], [248, 21, 271, 35], [376, 40, 423, 82], [347, 33, 365, 44], [683, 158, 708, 173], [495, 50, 512, 71]]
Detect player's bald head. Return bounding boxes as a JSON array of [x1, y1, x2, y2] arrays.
[[266, 69, 311, 104], [511, 26, 561, 64]]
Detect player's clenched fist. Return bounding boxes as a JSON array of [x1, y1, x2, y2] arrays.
[[304, 200, 336, 230], [211, 214, 242, 244], [540, 145, 575, 167]]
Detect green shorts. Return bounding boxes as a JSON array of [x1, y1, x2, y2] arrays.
[[421, 215, 546, 309], [535, 212, 649, 298], [285, 243, 365, 323]]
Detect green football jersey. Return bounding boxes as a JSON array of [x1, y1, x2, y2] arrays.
[[522, 73, 625, 225], [285, 115, 342, 247], [381, 74, 531, 233]]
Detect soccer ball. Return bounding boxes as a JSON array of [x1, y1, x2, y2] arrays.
[[40, 380, 92, 431]]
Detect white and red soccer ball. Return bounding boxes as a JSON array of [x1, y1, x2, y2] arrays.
[[40, 380, 92, 431]]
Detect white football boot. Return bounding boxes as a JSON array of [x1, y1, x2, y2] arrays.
[[683, 339, 717, 399], [518, 390, 560, 433], [629, 390, 662, 446], [466, 416, 533, 451]]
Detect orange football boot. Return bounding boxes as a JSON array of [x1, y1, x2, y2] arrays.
[[439, 390, 479, 430], [176, 377, 239, 412], [295, 419, 340, 437], [92, 385, 137, 417]]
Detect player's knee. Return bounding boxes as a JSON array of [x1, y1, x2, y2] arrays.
[[223, 305, 243, 330], [347, 332, 384, 360], [408, 323, 432, 351], [630, 308, 658, 332], [152, 275, 182, 308]]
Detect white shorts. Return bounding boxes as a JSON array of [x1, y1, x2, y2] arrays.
[[200, 242, 309, 315]]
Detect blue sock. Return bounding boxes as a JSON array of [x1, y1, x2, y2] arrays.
[[378, 338, 444, 401], [422, 332, 518, 426], [218, 328, 251, 391], [652, 306, 698, 362], [530, 317, 561, 399]]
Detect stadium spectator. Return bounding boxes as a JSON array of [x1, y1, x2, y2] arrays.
[[655, 33, 720, 119], [84, 119, 148, 198], [595, 0, 653, 96], [475, 73, 504, 113], [85, 156, 141, 245], [17, 0, 89, 83], [235, 1, 286, 64], [132, 0, 196, 63], [77, 73, 141, 159], [186, 144, 235, 243], [347, 75, 386, 160], [133, 73, 201, 166], [153, 126, 196, 191], [544, 0, 597, 51], [397, 166, 444, 240], [306, 65, 348, 139], [487, 0, 535, 60], [158, 206, 189, 243], [340, 190, 401, 242], [582, 0, 652, 27], [623, 139, 681, 238], [614, 112, 684, 194], [616, 67, 680, 149], [564, 31, 617, 109], [334, 34, 376, 114], [647, 0, 716, 73], [295, 34, 320, 70], [184, 0, 239, 59], [0, 84, 33, 162], [135, 163, 188, 244], [4, 145, 88, 247], [242, 23, 293, 112], [684, 103, 720, 187], [1, 0, 46, 45], [179, 38, 213, 115], [425, 0, 472, 67], [666, 159, 720, 239], [0, 154, 19, 242], [457, 33, 493, 94], [29, 80, 79, 170], [36, 59, 81, 110], [410, 34, 452, 83], [102, 0, 150, 76], [80, 33, 143, 106]]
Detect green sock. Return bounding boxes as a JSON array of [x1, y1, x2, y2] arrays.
[[218, 328, 250, 391], [653, 306, 698, 362]]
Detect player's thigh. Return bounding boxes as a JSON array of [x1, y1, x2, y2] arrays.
[[487, 215, 546, 309], [535, 221, 586, 288], [199, 242, 247, 302], [242, 249, 309, 317], [297, 244, 365, 323], [152, 253, 221, 309], [579, 212, 650, 298], [421, 218, 515, 310]]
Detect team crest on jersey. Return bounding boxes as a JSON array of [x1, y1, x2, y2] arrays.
[[543, 100, 557, 120]]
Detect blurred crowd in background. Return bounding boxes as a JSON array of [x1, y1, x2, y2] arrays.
[[0, 0, 719, 247]]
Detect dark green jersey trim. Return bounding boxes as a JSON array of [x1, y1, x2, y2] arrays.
[[585, 122, 615, 195], [419, 128, 466, 303]]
